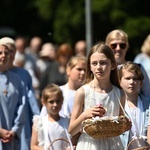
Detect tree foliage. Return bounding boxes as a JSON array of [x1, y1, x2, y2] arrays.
[[1, 0, 150, 59]]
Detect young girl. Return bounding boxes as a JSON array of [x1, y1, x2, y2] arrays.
[[41, 56, 86, 118], [68, 42, 125, 150], [30, 84, 73, 150], [59, 55, 86, 118], [40, 56, 86, 148], [40, 55, 86, 118], [118, 61, 150, 149]]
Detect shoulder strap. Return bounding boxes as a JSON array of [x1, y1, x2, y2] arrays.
[[61, 118, 74, 150], [113, 86, 126, 116]]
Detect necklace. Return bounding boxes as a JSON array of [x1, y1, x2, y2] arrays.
[[3, 89, 8, 96], [0, 71, 9, 97]]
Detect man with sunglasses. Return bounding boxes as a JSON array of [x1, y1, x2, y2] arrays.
[[105, 29, 150, 98]]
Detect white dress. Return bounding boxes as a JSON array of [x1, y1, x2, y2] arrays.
[[33, 115, 71, 150], [76, 84, 124, 150], [59, 84, 76, 118]]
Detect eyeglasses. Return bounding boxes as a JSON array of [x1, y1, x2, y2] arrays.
[[109, 43, 127, 50]]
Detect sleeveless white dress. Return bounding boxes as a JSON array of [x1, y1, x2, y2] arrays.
[[76, 84, 124, 150], [59, 84, 76, 118], [33, 114, 71, 150]]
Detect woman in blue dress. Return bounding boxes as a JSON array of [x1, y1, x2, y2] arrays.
[[0, 43, 25, 150]]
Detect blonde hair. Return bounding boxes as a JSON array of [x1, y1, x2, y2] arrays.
[[105, 29, 129, 48], [118, 61, 144, 81], [66, 55, 86, 69], [41, 84, 63, 103], [141, 34, 150, 55]]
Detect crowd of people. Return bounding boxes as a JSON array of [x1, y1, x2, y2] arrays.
[[0, 29, 150, 150]]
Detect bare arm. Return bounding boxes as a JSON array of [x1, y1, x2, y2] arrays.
[[68, 88, 85, 136], [30, 125, 43, 150], [147, 125, 150, 144], [68, 87, 105, 136]]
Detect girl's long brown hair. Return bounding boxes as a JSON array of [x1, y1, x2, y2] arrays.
[[84, 42, 121, 88]]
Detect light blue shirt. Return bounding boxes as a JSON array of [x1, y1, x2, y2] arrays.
[[10, 67, 40, 150], [0, 70, 26, 150]]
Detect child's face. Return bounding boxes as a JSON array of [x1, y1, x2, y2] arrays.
[[67, 61, 86, 85], [44, 95, 63, 115], [120, 69, 142, 95], [90, 52, 113, 80]]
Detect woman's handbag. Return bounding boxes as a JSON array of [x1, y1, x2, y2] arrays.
[[127, 137, 150, 150]]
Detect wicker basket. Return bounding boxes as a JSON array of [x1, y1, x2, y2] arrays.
[[83, 115, 132, 139], [126, 138, 150, 150], [48, 138, 70, 150]]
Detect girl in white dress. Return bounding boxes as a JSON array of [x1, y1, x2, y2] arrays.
[[40, 56, 86, 148], [68, 42, 125, 150], [30, 84, 73, 150], [40, 55, 86, 118], [59, 55, 86, 118]]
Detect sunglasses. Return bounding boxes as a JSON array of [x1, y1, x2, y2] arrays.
[[109, 43, 127, 50]]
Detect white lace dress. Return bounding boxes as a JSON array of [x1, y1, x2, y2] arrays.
[[76, 84, 124, 150], [33, 114, 71, 150]]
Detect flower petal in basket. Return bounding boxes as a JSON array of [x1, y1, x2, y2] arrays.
[[83, 115, 132, 139]]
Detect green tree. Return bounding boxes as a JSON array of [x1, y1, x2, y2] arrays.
[[1, 0, 150, 59], [31, 0, 85, 45]]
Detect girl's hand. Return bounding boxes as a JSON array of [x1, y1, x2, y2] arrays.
[[98, 105, 106, 117], [82, 105, 106, 120], [96, 104, 107, 117]]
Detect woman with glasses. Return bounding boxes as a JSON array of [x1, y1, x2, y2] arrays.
[[105, 29, 129, 65], [105, 29, 150, 98]]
